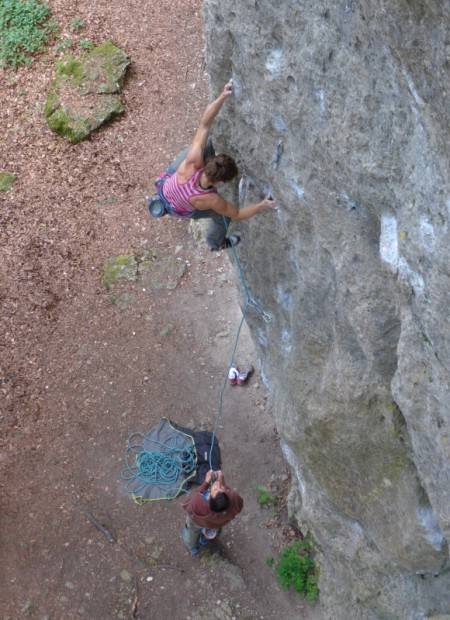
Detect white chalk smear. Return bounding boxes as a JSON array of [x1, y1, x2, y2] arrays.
[[398, 258, 425, 295], [419, 216, 435, 252], [281, 328, 293, 353], [401, 67, 425, 107], [318, 89, 326, 115], [380, 213, 425, 296], [265, 48, 284, 77], [289, 179, 305, 199], [277, 284, 293, 309], [281, 442, 306, 497], [417, 506, 445, 551], [380, 214, 399, 269]]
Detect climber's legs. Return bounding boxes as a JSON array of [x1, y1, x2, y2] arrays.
[[191, 210, 232, 250]]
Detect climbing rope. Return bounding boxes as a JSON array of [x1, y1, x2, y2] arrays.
[[208, 215, 266, 468], [122, 432, 196, 497]]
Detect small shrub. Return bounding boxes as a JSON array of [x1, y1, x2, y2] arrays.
[[78, 38, 93, 50], [256, 484, 277, 507], [55, 36, 72, 54], [0, 0, 57, 67], [275, 540, 319, 602], [266, 557, 275, 567], [70, 16, 84, 32]]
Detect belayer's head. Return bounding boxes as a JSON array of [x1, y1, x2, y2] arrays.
[[210, 491, 230, 513], [204, 154, 238, 185], [209, 476, 230, 512]]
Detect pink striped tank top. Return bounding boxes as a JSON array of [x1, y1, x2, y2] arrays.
[[162, 168, 217, 218]]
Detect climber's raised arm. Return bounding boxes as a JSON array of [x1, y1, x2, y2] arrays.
[[184, 81, 233, 169], [149, 79, 277, 251]]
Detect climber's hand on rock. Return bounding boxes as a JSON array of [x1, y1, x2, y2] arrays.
[[205, 470, 214, 484], [260, 197, 277, 210], [222, 80, 233, 98]]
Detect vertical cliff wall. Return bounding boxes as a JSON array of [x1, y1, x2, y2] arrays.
[[204, 1, 450, 618]]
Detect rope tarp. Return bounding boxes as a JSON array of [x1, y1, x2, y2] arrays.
[[121, 418, 197, 504]]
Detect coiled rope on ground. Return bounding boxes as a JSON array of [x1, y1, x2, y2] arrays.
[[122, 433, 196, 497]]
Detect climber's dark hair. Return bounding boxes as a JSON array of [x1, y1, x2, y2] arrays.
[[209, 491, 230, 512], [204, 154, 238, 183]]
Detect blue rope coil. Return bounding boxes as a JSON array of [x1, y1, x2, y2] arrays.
[[122, 434, 196, 497]]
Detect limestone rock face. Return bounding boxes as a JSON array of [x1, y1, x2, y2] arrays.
[[45, 41, 129, 143], [204, 1, 450, 617]]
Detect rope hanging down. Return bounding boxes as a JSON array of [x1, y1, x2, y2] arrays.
[[208, 216, 265, 468]]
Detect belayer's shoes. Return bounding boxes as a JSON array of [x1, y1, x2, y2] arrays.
[[228, 366, 239, 385], [228, 365, 254, 386], [237, 365, 254, 386]]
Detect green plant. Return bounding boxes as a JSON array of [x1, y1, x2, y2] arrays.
[[266, 557, 275, 567], [55, 36, 72, 53], [256, 484, 277, 507], [70, 16, 84, 32], [78, 38, 93, 50], [274, 540, 319, 602], [0, 172, 17, 192], [0, 0, 57, 67]]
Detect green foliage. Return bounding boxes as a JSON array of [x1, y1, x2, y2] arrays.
[[0, 0, 57, 68], [54, 36, 72, 54], [274, 540, 319, 602], [69, 16, 84, 32], [78, 38, 93, 50], [0, 171, 17, 192], [55, 55, 83, 83], [266, 557, 274, 567], [256, 484, 277, 507]]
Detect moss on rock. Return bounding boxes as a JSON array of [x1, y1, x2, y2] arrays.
[[101, 255, 138, 290], [0, 172, 17, 192], [44, 41, 129, 143]]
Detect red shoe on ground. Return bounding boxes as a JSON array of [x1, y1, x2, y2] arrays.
[[228, 367, 239, 385], [237, 365, 254, 386]]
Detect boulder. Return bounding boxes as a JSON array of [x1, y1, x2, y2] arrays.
[[45, 41, 129, 143]]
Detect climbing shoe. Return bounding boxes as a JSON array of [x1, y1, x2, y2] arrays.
[[199, 533, 209, 546], [224, 234, 241, 249], [190, 546, 201, 557]]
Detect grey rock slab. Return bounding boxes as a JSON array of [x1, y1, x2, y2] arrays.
[[140, 255, 187, 291], [204, 0, 450, 617]]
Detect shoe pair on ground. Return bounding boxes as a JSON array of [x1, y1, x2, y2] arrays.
[[228, 365, 254, 386]]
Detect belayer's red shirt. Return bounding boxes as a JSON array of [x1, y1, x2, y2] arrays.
[[182, 479, 243, 529]]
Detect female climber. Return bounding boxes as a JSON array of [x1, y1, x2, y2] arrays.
[[150, 80, 276, 250]]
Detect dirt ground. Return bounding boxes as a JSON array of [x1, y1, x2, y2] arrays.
[[0, 1, 319, 618]]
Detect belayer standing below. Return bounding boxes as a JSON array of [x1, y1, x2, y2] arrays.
[[181, 469, 243, 557], [151, 81, 276, 250]]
